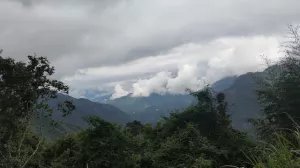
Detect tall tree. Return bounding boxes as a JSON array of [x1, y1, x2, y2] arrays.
[[146, 87, 252, 167], [0, 53, 74, 167], [254, 25, 300, 140]]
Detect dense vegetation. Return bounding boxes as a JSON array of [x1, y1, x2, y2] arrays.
[[2, 26, 300, 167]]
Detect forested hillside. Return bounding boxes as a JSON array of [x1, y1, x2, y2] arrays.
[[223, 72, 262, 133], [47, 93, 131, 126], [33, 93, 132, 139]]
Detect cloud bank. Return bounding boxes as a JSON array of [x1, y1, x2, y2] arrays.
[[0, 0, 297, 99], [110, 36, 282, 98]]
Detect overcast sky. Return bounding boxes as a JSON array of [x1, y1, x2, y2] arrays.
[[1, 0, 299, 99]]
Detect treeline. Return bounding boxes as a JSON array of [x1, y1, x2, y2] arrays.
[[2, 26, 300, 167]]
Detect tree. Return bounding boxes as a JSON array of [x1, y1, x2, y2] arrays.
[[80, 116, 140, 168], [42, 134, 83, 168], [144, 87, 253, 167], [0, 53, 75, 167], [254, 25, 300, 140], [125, 120, 143, 136], [151, 123, 215, 168]]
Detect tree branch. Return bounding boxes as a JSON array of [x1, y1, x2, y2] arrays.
[[18, 123, 29, 158], [0, 127, 7, 140], [0, 150, 7, 160], [21, 138, 43, 168], [7, 134, 12, 159]]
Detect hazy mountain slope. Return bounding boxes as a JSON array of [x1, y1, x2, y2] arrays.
[[212, 76, 238, 92], [33, 94, 131, 139], [47, 94, 131, 127], [223, 72, 263, 132], [107, 93, 195, 123]]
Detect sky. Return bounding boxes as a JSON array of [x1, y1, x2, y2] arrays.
[[0, 0, 299, 99]]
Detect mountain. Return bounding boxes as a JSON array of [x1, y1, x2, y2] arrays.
[[223, 72, 263, 132], [105, 72, 263, 133], [48, 94, 132, 127], [34, 94, 131, 139], [71, 70, 263, 134], [106, 76, 238, 124], [212, 76, 238, 92], [107, 93, 195, 123], [74, 89, 112, 103]]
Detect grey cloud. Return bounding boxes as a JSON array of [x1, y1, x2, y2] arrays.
[[0, 0, 300, 80], [14, 0, 34, 7], [12, 0, 122, 8]]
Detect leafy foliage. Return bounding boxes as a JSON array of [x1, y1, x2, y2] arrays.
[[0, 54, 75, 167], [252, 26, 300, 141]]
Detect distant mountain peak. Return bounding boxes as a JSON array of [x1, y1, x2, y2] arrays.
[[212, 76, 237, 92]]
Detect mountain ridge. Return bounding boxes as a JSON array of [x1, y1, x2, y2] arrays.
[[46, 94, 131, 127]]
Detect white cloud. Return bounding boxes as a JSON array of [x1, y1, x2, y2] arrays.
[[111, 84, 129, 99], [132, 71, 170, 97], [111, 35, 282, 98], [166, 64, 203, 94]]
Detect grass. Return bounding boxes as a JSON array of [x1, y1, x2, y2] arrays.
[[245, 131, 300, 168]]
